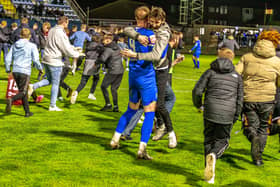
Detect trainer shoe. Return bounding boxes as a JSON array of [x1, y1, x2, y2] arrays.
[[6, 98, 12, 113], [168, 131, 177, 149], [35, 95, 44, 103], [113, 106, 119, 112], [137, 149, 153, 160], [110, 139, 120, 149], [100, 104, 112, 111], [66, 88, 73, 98], [88, 93, 96, 100], [49, 106, 63, 111], [152, 125, 167, 141], [27, 84, 34, 98], [70, 91, 78, 104], [58, 96, 64, 101], [204, 153, 216, 184], [25, 112, 34, 117]]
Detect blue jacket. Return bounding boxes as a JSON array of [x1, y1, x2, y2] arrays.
[[5, 39, 42, 76], [70, 31, 91, 48]]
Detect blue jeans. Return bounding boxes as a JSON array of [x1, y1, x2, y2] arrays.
[[0, 43, 10, 63], [123, 83, 176, 136], [33, 64, 62, 107]]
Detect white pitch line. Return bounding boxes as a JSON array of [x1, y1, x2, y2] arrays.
[[172, 77, 197, 81]]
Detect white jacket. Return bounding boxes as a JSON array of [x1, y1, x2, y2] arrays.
[[42, 25, 79, 66]]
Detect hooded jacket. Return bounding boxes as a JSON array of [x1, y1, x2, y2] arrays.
[[218, 38, 240, 52], [5, 39, 42, 76], [124, 22, 171, 69], [235, 39, 280, 102], [42, 25, 80, 67], [98, 41, 124, 75], [193, 58, 243, 124]]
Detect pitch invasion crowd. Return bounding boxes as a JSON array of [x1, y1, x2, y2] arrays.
[[1, 6, 280, 184]]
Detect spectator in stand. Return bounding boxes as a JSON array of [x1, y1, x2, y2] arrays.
[[0, 20, 12, 64], [5, 28, 43, 117], [70, 24, 91, 75], [37, 21, 51, 80], [11, 17, 39, 47], [28, 16, 83, 111]]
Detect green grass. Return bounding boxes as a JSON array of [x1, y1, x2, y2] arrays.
[[0, 54, 279, 186]]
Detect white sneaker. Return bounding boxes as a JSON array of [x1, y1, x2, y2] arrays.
[[88, 93, 96, 100], [126, 68, 129, 71], [58, 96, 64, 101], [70, 91, 78, 104], [204, 153, 216, 184], [49, 106, 63, 111], [168, 131, 177, 148], [28, 84, 34, 98]]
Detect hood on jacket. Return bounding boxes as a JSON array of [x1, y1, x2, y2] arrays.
[[15, 39, 28, 49], [253, 39, 276, 58], [105, 41, 119, 50], [210, 58, 234, 73]]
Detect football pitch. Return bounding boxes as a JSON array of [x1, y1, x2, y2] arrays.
[[0, 54, 279, 186]]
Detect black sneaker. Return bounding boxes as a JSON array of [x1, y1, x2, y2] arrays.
[[25, 112, 34, 117], [120, 135, 133, 141], [113, 106, 119, 112], [6, 98, 12, 113], [100, 104, 112, 111], [254, 160, 264, 166]]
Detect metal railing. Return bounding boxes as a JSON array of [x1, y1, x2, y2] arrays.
[[66, 0, 86, 23]]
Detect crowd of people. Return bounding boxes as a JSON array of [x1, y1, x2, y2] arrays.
[[1, 4, 280, 185]]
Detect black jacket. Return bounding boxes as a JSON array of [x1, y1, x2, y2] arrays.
[[86, 41, 103, 60], [192, 58, 243, 124], [98, 41, 124, 75], [0, 26, 12, 43], [38, 29, 47, 49], [11, 23, 39, 46]]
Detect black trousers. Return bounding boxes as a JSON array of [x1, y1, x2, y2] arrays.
[[204, 119, 232, 158], [76, 56, 84, 69], [101, 73, 123, 106], [58, 67, 71, 97], [242, 102, 274, 155], [155, 69, 173, 132], [76, 74, 100, 94], [12, 72, 30, 114]]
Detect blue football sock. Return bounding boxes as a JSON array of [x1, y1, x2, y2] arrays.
[[115, 106, 137, 133], [140, 112, 155, 143], [192, 59, 197, 67], [197, 60, 200, 68]]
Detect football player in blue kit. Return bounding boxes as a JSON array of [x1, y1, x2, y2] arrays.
[[110, 6, 157, 160], [189, 35, 201, 69]]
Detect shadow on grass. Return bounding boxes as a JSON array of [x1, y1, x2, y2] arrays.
[[47, 130, 202, 186], [220, 153, 249, 170], [230, 148, 279, 161], [221, 180, 264, 187], [177, 139, 204, 155]]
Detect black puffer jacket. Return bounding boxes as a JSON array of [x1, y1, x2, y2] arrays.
[[192, 58, 243, 124], [98, 41, 124, 75]]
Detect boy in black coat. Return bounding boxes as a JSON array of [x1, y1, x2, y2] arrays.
[[192, 48, 243, 184], [98, 33, 124, 112]]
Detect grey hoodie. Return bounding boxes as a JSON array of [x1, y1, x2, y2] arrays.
[[5, 39, 42, 76], [218, 38, 240, 52], [124, 22, 171, 68]]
